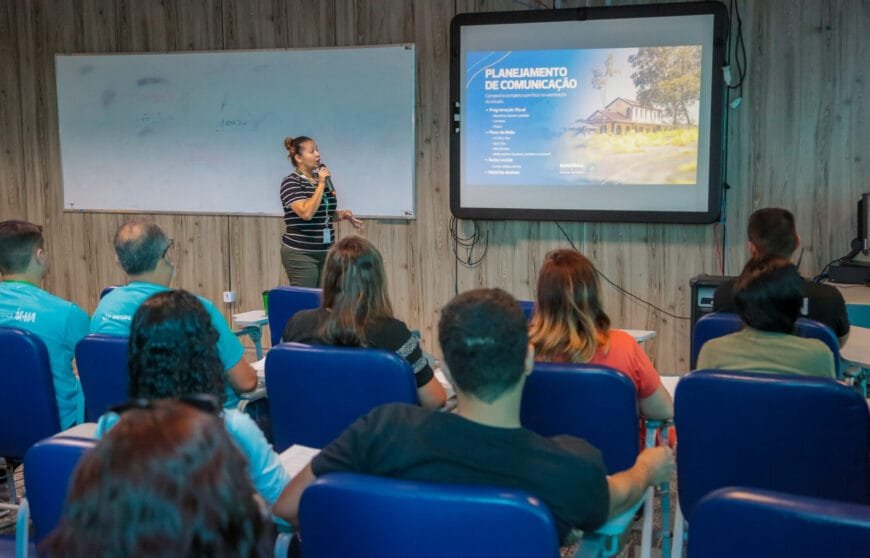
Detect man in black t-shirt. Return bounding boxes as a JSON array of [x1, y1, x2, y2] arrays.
[[280, 288, 674, 544], [713, 208, 850, 344]]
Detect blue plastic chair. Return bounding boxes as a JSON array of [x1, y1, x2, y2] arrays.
[[522, 363, 668, 557], [75, 335, 129, 422], [21, 436, 96, 546], [521, 363, 639, 473], [672, 369, 870, 556], [299, 472, 561, 558], [518, 299, 535, 323], [99, 285, 120, 300], [690, 312, 743, 369], [0, 327, 62, 510], [794, 318, 842, 378], [691, 312, 842, 378], [265, 343, 417, 451], [688, 487, 870, 558], [267, 286, 322, 347]]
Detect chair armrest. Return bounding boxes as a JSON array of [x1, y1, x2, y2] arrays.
[[574, 496, 646, 557]]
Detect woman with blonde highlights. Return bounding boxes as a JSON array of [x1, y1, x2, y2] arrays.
[[282, 235, 447, 409], [530, 249, 673, 420]]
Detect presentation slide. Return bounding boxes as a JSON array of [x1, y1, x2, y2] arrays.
[[465, 46, 701, 186], [451, 7, 726, 222]]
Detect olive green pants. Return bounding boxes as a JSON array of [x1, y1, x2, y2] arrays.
[[280, 245, 327, 288]]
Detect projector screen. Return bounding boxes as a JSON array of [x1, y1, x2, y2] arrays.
[[450, 3, 727, 223]]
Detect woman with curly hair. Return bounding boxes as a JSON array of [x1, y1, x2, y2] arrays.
[[529, 249, 673, 421], [45, 399, 273, 557], [282, 235, 446, 409], [96, 289, 296, 523]]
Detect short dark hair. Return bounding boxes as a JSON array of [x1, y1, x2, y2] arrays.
[[0, 220, 44, 274], [128, 290, 227, 406], [44, 400, 272, 557], [734, 256, 804, 333], [438, 288, 528, 403], [114, 220, 170, 275], [747, 208, 798, 258]]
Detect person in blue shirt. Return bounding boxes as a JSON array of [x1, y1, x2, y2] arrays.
[[91, 220, 257, 408], [95, 289, 295, 523], [0, 220, 89, 428]]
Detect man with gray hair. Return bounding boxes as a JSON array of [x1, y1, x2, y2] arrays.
[[91, 221, 257, 408]]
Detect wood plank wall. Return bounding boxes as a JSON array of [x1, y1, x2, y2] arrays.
[[1, 0, 868, 373]]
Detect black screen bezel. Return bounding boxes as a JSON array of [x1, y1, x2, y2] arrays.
[[449, 1, 729, 224]]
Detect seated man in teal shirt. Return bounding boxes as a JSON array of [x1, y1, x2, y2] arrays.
[[91, 221, 257, 408], [0, 220, 89, 428]]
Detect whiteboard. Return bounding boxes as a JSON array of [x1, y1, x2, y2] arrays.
[[55, 46, 416, 218]]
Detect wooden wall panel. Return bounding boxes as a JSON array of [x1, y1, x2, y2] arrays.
[[0, 1, 28, 221], [1, 0, 868, 372]]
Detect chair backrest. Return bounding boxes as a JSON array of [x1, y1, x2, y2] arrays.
[[692, 313, 842, 377], [688, 487, 870, 558], [675, 370, 870, 520], [518, 299, 535, 323], [521, 362, 640, 473], [75, 335, 130, 422], [299, 472, 560, 558], [0, 327, 61, 459], [267, 286, 322, 346], [690, 312, 742, 368], [23, 436, 96, 544], [794, 317, 842, 378], [265, 343, 418, 451], [99, 285, 120, 300]]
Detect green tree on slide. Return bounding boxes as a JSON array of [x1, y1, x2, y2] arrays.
[[629, 46, 702, 126]]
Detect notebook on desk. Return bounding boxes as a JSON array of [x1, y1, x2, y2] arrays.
[[280, 445, 320, 477]]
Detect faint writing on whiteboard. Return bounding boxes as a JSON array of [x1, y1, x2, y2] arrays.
[[139, 112, 176, 124], [217, 119, 248, 131]]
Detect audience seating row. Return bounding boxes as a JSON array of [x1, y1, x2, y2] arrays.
[[3, 287, 869, 557]]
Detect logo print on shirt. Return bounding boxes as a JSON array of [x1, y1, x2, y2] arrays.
[[14, 308, 37, 323]]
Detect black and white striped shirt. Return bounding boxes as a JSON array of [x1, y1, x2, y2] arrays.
[[280, 171, 338, 252]]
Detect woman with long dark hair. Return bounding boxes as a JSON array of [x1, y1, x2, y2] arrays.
[[698, 256, 836, 377], [529, 249, 673, 420], [97, 289, 296, 523], [45, 399, 273, 557], [282, 235, 447, 409]]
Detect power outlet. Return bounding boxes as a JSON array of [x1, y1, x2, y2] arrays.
[[222, 291, 236, 303]]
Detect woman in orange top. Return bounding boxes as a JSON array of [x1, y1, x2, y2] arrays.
[[529, 249, 673, 421]]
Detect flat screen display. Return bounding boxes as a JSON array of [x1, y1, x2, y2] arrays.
[[450, 2, 728, 223]]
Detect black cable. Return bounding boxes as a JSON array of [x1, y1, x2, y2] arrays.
[[449, 216, 489, 268], [727, 0, 747, 95], [813, 239, 863, 283], [553, 221, 691, 320]]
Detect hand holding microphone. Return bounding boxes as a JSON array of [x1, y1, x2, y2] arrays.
[[317, 163, 334, 193]]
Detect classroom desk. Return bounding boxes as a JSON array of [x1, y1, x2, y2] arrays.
[[660, 375, 680, 399], [840, 325, 870, 397], [232, 310, 269, 359], [830, 283, 870, 328]]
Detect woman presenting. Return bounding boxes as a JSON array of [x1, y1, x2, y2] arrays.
[[280, 136, 363, 287]]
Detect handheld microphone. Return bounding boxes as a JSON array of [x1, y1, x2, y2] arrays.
[[317, 163, 334, 193]]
